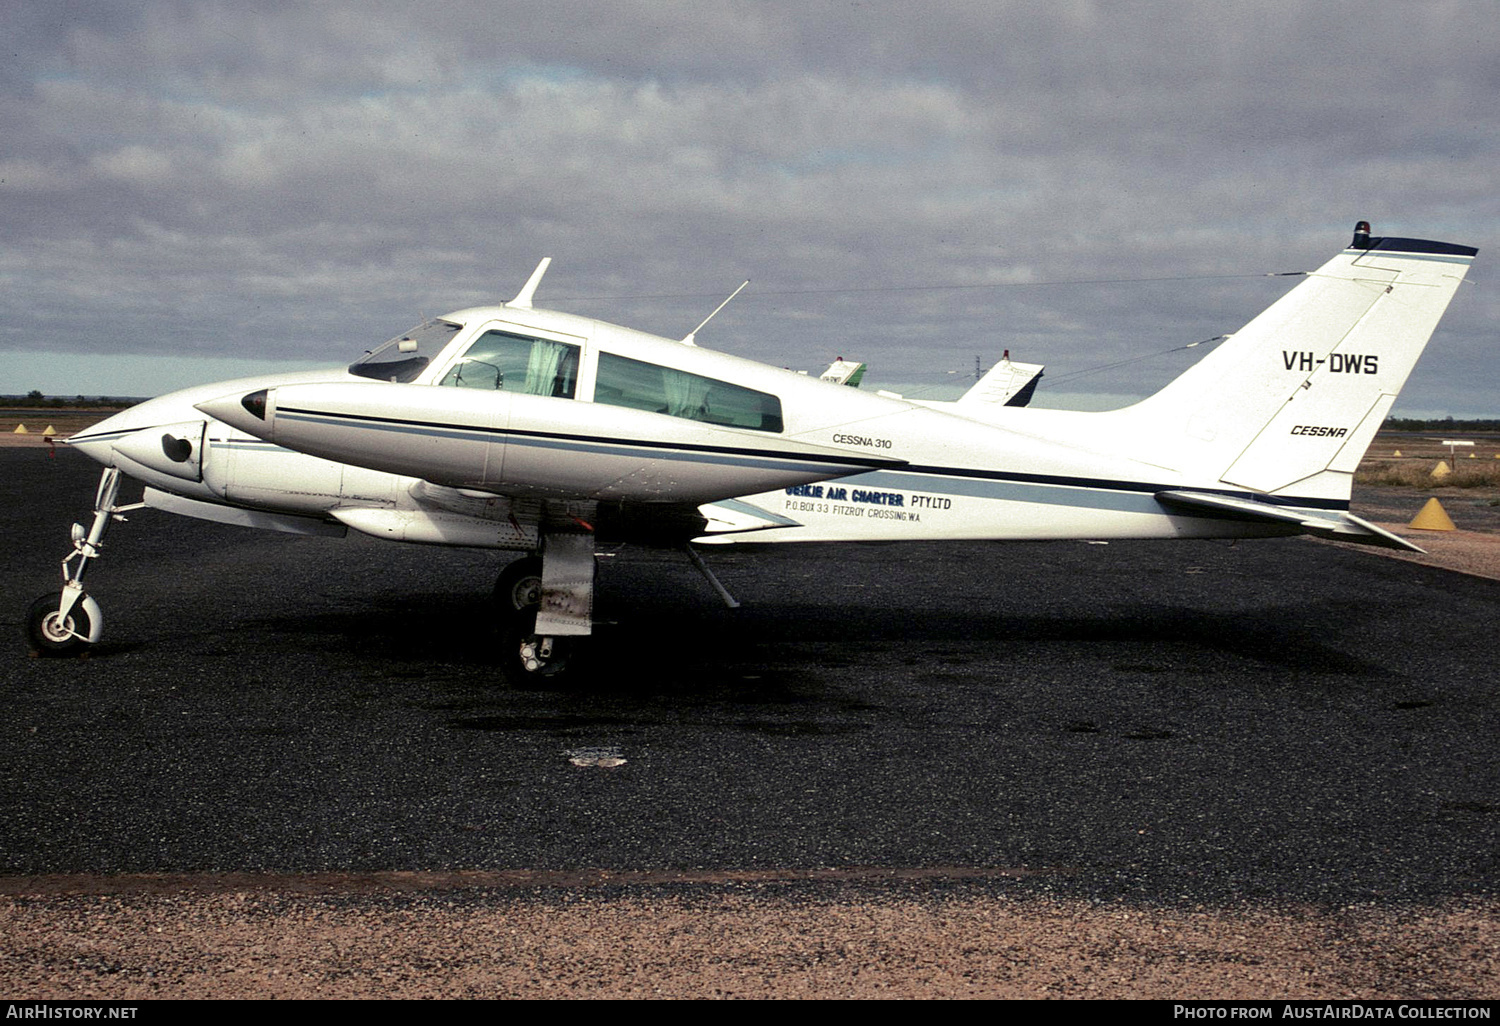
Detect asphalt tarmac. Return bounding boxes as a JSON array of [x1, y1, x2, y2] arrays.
[[3, 449, 1497, 905]]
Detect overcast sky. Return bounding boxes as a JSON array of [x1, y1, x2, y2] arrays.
[[2, 2, 1495, 415]]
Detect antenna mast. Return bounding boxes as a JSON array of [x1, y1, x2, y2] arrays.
[[682, 280, 750, 346]]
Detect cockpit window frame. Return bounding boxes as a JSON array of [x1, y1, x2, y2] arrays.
[[348, 319, 462, 383], [437, 328, 581, 398], [429, 319, 589, 396]]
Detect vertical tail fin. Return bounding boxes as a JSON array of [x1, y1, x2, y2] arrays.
[[1120, 223, 1476, 501], [958, 353, 1046, 408]]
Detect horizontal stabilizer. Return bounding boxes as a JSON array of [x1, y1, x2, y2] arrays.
[[1155, 490, 1424, 552]]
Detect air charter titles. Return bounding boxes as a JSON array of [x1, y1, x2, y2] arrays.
[[783, 484, 951, 521], [1174, 1007, 1489, 1020]]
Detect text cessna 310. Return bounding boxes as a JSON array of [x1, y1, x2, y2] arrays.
[[38, 222, 1477, 681]]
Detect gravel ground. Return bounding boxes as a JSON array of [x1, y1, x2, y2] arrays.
[[3, 877, 1496, 999], [1335, 487, 1500, 581]]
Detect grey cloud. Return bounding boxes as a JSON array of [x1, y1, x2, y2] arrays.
[[1, 1, 1495, 415]]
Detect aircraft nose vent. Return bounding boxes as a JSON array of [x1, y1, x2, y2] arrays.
[[241, 389, 269, 420], [160, 434, 193, 463]]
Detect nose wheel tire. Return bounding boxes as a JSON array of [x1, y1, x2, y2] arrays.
[[26, 592, 94, 657]]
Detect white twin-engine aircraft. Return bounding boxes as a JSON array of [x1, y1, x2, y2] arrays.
[[39, 222, 1477, 681]]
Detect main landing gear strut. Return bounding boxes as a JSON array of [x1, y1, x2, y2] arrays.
[[26, 467, 142, 657], [490, 533, 741, 686], [493, 532, 593, 685]]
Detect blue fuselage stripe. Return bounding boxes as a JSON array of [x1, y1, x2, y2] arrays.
[[829, 468, 1347, 515], [842, 470, 1160, 514]]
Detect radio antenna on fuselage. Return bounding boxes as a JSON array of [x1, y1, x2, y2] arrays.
[[682, 279, 750, 346], [508, 257, 552, 309]]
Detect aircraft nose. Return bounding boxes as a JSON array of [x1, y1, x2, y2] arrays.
[[63, 408, 137, 467]]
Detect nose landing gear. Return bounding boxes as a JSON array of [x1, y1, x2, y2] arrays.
[[26, 591, 98, 656], [25, 467, 142, 657]]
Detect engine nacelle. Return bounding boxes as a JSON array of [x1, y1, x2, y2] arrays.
[[199, 382, 900, 505]]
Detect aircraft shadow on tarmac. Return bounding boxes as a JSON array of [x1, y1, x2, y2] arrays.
[[149, 565, 1391, 697]]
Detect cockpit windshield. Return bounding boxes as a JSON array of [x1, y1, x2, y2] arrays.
[[348, 319, 462, 382]]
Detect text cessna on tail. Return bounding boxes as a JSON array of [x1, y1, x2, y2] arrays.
[[39, 222, 1477, 680]]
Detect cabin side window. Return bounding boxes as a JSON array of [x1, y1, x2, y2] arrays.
[[593, 352, 784, 433], [438, 330, 579, 398]]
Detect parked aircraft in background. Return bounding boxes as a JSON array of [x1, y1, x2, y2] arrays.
[[37, 222, 1477, 681]]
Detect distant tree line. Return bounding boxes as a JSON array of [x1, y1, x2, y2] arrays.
[[6, 391, 134, 408], [1384, 416, 1500, 432]]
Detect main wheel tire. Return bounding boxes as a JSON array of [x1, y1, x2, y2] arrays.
[[499, 607, 579, 686], [26, 592, 93, 657], [493, 556, 543, 611]]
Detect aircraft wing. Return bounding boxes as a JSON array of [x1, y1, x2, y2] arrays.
[[143, 487, 349, 537], [1154, 490, 1424, 552]]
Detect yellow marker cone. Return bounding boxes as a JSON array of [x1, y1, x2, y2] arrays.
[[1409, 497, 1456, 532], [12, 424, 27, 434], [42, 425, 55, 437], [1431, 460, 1452, 481], [1393, 449, 1403, 457]]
